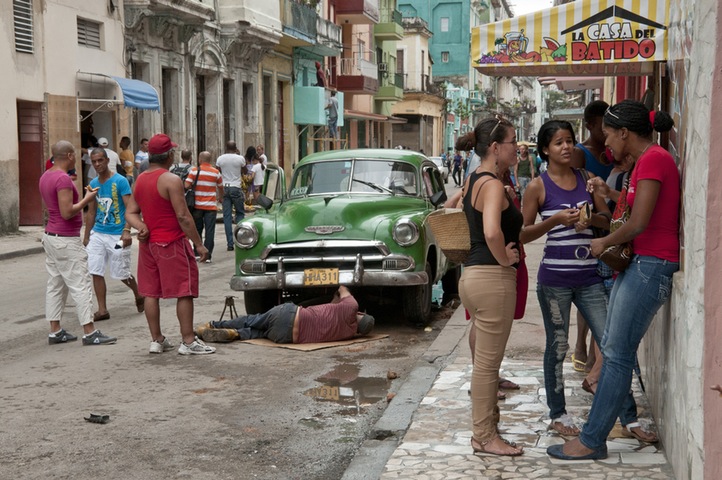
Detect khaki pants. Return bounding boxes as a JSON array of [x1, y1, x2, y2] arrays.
[[459, 265, 516, 442], [42, 234, 94, 326]]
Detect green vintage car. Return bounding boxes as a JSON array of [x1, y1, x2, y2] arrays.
[[230, 149, 460, 325]]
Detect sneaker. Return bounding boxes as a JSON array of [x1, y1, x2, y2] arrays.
[[149, 336, 175, 354], [48, 329, 78, 345], [198, 327, 239, 343], [178, 337, 216, 355], [82, 330, 117, 346], [227, 246, 234, 251], [204, 259, 212, 264]]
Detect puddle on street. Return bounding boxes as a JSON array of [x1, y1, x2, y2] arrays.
[[304, 363, 389, 413]]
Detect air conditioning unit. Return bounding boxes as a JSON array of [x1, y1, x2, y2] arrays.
[[378, 62, 388, 72]]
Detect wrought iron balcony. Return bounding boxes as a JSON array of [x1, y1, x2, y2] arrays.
[[281, 0, 317, 45]]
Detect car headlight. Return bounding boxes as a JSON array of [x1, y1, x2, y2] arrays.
[[234, 223, 259, 249], [393, 219, 419, 246]]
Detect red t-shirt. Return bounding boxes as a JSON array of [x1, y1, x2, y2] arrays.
[[40, 169, 82, 236], [134, 169, 186, 243], [295, 295, 359, 344], [627, 145, 680, 262]]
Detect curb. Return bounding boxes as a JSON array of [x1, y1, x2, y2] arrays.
[[0, 246, 44, 261], [342, 305, 469, 480]]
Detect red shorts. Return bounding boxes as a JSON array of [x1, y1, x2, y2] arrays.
[[138, 237, 199, 299]]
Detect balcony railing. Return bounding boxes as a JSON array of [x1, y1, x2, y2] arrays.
[[379, 8, 402, 25], [281, 0, 317, 41], [339, 54, 378, 80], [316, 16, 341, 47], [393, 72, 404, 89]]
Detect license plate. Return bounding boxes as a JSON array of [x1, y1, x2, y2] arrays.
[[304, 268, 339, 286]]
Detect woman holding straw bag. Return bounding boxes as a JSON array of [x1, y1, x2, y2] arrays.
[[456, 115, 524, 456]]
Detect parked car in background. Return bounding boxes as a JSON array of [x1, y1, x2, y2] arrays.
[[231, 149, 460, 325], [429, 156, 449, 183]]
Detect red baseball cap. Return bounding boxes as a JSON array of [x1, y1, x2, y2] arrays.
[[148, 134, 178, 155]]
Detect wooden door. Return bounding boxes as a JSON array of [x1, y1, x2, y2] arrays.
[[17, 101, 44, 225]]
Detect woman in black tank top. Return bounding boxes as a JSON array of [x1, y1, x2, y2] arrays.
[[455, 116, 524, 456]]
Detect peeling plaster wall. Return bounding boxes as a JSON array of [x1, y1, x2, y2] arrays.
[[641, 0, 719, 478]]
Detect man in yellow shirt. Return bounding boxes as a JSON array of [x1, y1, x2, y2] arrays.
[[119, 136, 136, 186]]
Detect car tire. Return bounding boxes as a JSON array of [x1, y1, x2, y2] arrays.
[[402, 262, 433, 326], [244, 290, 279, 314], [440, 265, 461, 305]]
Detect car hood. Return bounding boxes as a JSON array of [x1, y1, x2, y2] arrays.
[[271, 195, 429, 243]]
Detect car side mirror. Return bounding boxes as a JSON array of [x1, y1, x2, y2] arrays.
[[256, 194, 273, 212], [430, 190, 447, 207]]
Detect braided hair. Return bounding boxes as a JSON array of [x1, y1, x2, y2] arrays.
[[603, 99, 674, 136]]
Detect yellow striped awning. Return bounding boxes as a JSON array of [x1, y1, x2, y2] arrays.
[[471, 0, 669, 76]]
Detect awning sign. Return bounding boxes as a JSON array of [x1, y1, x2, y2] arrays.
[[471, 0, 669, 77]]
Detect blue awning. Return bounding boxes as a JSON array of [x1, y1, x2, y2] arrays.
[[110, 76, 160, 111], [76, 72, 160, 111]]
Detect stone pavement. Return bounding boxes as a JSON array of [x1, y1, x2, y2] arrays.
[[379, 326, 676, 480]]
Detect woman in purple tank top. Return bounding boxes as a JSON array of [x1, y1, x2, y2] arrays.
[[520, 120, 621, 436]]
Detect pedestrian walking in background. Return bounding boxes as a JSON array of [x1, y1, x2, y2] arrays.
[[135, 137, 149, 177], [119, 136, 135, 186], [216, 141, 247, 251], [514, 144, 535, 200], [185, 151, 223, 263], [169, 149, 194, 182], [98, 137, 122, 174], [83, 148, 144, 322], [250, 153, 264, 201], [549, 101, 678, 460], [256, 144, 268, 168], [456, 115, 523, 456], [520, 120, 615, 437], [125, 133, 215, 355], [40, 140, 117, 346], [452, 150, 463, 186]]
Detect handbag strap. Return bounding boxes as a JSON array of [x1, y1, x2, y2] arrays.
[[188, 165, 200, 191]]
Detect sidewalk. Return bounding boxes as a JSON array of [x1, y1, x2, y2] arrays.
[[0, 226, 46, 260], [345, 304, 676, 479]]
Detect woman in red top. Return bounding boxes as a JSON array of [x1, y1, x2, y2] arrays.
[[549, 100, 679, 460]]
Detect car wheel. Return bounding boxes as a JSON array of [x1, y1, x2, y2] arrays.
[[440, 265, 461, 305], [244, 290, 279, 314], [402, 262, 433, 326]]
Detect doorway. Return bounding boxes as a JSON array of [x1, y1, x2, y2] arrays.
[[17, 101, 44, 225]]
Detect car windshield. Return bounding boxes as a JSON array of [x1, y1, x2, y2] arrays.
[[288, 159, 419, 198]]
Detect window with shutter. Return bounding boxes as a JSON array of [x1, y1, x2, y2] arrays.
[[13, 0, 34, 54], [77, 18, 102, 49]]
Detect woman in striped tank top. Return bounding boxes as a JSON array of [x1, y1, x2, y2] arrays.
[[520, 120, 614, 436]]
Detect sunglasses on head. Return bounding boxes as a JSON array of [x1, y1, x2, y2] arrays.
[[605, 106, 621, 120]]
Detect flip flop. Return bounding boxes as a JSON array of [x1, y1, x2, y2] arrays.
[[571, 354, 586, 372], [582, 378, 597, 395], [93, 311, 110, 322], [499, 378, 520, 390], [497, 390, 507, 400], [622, 425, 658, 443]]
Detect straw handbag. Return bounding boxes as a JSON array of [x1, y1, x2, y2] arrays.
[[426, 208, 470, 264]]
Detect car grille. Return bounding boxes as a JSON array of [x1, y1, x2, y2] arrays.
[[260, 240, 391, 273]]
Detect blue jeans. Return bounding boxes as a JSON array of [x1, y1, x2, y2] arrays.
[[328, 117, 338, 138], [211, 303, 296, 343], [192, 209, 216, 259], [580, 255, 678, 450], [222, 187, 245, 249], [537, 281, 637, 423]]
